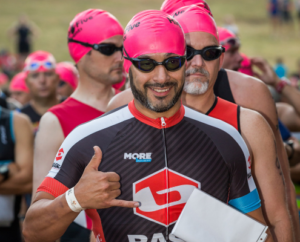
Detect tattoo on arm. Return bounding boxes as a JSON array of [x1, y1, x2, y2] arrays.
[[274, 140, 285, 185]]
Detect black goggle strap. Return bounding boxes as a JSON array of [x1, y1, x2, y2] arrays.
[[68, 38, 95, 48]]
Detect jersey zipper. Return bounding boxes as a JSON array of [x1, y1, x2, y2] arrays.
[[161, 117, 169, 240]]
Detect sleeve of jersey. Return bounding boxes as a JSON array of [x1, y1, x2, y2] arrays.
[[228, 155, 261, 214], [37, 136, 91, 198]]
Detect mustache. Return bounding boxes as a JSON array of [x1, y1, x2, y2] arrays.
[[185, 67, 209, 77], [110, 63, 123, 71], [144, 82, 177, 88]]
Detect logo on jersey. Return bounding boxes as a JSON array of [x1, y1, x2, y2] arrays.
[[55, 148, 64, 161], [248, 156, 251, 169], [133, 168, 200, 226], [124, 153, 152, 162], [128, 233, 184, 242], [52, 163, 61, 169]]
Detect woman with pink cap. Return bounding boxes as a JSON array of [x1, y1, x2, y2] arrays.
[[9, 72, 30, 106]]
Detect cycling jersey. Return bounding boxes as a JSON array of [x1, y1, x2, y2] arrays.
[[0, 107, 22, 242], [38, 100, 260, 242]]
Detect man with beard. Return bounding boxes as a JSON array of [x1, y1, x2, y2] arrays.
[[24, 10, 268, 242], [107, 2, 300, 239], [31, 9, 124, 241]]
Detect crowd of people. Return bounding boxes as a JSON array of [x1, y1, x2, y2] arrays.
[[0, 0, 300, 241]]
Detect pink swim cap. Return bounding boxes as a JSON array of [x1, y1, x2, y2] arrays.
[[161, 0, 212, 17], [173, 5, 218, 41], [218, 27, 238, 51], [56, 62, 78, 90], [9, 72, 29, 93], [0, 73, 8, 85], [68, 9, 124, 63], [123, 10, 186, 73], [238, 53, 253, 76], [24, 50, 56, 73]]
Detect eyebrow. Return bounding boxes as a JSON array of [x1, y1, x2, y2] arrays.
[[137, 53, 177, 58]]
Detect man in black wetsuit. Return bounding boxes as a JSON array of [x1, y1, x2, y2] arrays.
[[0, 107, 33, 242]]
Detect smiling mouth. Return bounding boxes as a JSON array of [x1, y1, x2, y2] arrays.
[[150, 87, 171, 93]]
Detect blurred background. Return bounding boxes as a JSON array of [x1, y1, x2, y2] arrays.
[[0, 0, 300, 74]]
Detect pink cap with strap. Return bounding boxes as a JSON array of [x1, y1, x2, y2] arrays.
[[123, 10, 186, 73], [173, 5, 218, 41], [238, 53, 254, 76], [68, 9, 124, 63], [9, 72, 29, 93], [217, 27, 238, 51], [56, 62, 78, 90], [161, 0, 212, 16]]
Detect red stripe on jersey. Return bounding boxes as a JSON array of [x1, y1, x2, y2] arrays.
[[208, 97, 239, 131], [86, 209, 106, 242], [128, 100, 185, 129], [37, 177, 68, 198]]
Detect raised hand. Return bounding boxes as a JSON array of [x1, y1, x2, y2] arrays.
[[74, 146, 140, 209]]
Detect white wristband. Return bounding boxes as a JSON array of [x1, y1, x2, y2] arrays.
[[65, 187, 84, 213]]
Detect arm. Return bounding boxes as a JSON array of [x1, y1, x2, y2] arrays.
[[0, 112, 33, 194], [32, 112, 64, 196], [228, 70, 300, 241], [24, 144, 139, 241], [284, 136, 300, 167], [247, 208, 273, 242], [277, 102, 300, 132], [241, 108, 293, 242]]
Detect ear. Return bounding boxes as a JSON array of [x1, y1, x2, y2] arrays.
[[219, 53, 224, 70]]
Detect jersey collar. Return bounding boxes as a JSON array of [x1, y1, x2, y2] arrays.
[[128, 100, 185, 129]]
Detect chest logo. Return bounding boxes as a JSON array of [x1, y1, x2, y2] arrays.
[[133, 168, 200, 227], [124, 153, 152, 162]]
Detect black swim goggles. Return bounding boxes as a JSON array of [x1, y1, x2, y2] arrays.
[[186, 45, 225, 61], [123, 48, 186, 72], [68, 38, 123, 56]]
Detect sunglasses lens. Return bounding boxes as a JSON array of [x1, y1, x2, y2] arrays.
[[165, 57, 184, 71], [202, 48, 222, 61], [44, 61, 54, 69], [133, 59, 155, 72], [227, 39, 237, 46], [186, 47, 194, 61], [29, 63, 39, 70], [98, 45, 116, 56]]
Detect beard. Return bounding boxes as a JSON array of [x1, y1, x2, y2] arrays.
[[184, 67, 210, 95], [129, 69, 184, 113]]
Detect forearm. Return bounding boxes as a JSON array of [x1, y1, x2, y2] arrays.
[[0, 171, 32, 194], [23, 194, 79, 242], [269, 213, 293, 242], [277, 136, 300, 242]]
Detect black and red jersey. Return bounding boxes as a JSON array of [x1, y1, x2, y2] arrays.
[[38, 100, 260, 242]]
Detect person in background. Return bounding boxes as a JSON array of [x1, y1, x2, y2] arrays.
[[9, 72, 30, 106], [56, 62, 78, 99], [290, 59, 300, 89], [20, 50, 59, 135], [8, 14, 39, 62], [274, 57, 288, 78], [269, 0, 281, 35], [0, 107, 34, 242]]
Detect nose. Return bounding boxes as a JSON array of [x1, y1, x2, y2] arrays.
[[189, 54, 204, 68], [114, 50, 123, 61], [152, 65, 170, 84]]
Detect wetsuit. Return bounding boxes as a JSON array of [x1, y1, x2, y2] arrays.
[[38, 100, 261, 242], [0, 107, 22, 242], [48, 97, 104, 242]]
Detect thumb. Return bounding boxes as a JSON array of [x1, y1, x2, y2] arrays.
[[86, 146, 103, 171]]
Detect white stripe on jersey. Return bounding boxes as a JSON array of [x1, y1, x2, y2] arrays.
[[184, 106, 256, 192], [47, 106, 134, 178]]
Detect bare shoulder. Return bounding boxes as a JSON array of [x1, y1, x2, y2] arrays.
[[240, 107, 273, 137], [106, 88, 134, 112], [13, 112, 32, 130], [39, 111, 62, 130]]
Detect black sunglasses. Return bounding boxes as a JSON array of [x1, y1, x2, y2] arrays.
[[186, 46, 225, 61], [68, 38, 123, 56], [220, 38, 240, 48], [123, 48, 186, 72]]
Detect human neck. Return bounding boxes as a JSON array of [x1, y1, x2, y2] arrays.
[[30, 94, 59, 116], [71, 74, 115, 112], [181, 89, 215, 114], [134, 99, 182, 120]]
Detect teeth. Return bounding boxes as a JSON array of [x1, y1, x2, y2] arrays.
[[153, 88, 170, 93]]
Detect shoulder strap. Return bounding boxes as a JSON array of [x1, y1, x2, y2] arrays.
[[214, 69, 236, 104]]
